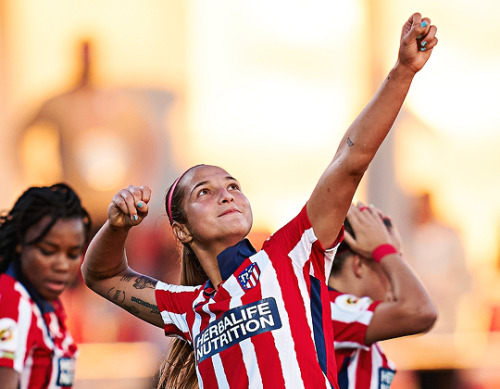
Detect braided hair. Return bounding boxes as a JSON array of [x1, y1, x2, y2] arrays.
[[0, 183, 91, 273]]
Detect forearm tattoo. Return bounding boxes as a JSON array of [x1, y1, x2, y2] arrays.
[[123, 304, 140, 315], [119, 273, 156, 289], [131, 296, 160, 314], [347, 137, 354, 147], [106, 272, 160, 316], [106, 287, 126, 303]]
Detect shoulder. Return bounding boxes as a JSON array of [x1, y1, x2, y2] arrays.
[[0, 274, 31, 307], [155, 281, 202, 311]]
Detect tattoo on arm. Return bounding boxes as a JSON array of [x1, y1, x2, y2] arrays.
[[133, 276, 157, 290], [347, 137, 354, 147], [106, 287, 126, 303], [120, 273, 133, 282], [131, 296, 160, 314], [120, 273, 157, 289], [123, 304, 140, 315]]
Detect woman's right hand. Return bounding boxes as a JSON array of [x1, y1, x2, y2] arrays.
[[108, 185, 151, 230]]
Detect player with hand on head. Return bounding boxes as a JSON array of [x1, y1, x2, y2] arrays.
[[81, 12, 437, 389], [0, 183, 91, 389], [328, 203, 437, 389]]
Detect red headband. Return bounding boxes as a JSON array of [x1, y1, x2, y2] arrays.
[[167, 175, 182, 224], [167, 165, 202, 225]]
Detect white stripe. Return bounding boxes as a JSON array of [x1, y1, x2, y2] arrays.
[[20, 353, 32, 389], [324, 245, 339, 284], [191, 293, 211, 389], [334, 340, 370, 351], [160, 311, 189, 333], [230, 293, 263, 389], [211, 354, 230, 389], [156, 281, 199, 334], [370, 346, 383, 389], [288, 230, 316, 359], [14, 302, 31, 374], [201, 302, 231, 389], [347, 350, 360, 389], [156, 281, 199, 293], [253, 250, 304, 389]]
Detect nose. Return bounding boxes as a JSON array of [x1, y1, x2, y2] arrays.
[[218, 187, 234, 203], [52, 253, 71, 272]]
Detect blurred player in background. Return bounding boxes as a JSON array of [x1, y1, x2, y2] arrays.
[[328, 203, 437, 388], [0, 183, 91, 389]]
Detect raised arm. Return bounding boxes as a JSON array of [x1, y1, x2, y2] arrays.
[[81, 185, 164, 328], [345, 203, 437, 344], [308, 12, 438, 248]]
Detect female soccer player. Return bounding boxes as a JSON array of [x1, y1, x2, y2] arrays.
[[328, 203, 437, 388], [0, 183, 91, 389], [81, 12, 438, 389]]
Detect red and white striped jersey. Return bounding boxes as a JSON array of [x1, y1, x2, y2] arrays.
[[156, 206, 342, 389], [329, 289, 396, 389], [0, 266, 77, 389]]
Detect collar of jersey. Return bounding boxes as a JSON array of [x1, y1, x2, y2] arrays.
[[204, 238, 256, 291], [6, 261, 55, 313]]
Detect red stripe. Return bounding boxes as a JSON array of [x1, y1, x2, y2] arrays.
[[241, 283, 285, 389], [267, 243, 326, 389], [355, 349, 374, 389]]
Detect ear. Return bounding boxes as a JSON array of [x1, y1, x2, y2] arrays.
[[16, 244, 22, 254], [172, 222, 192, 244], [350, 254, 364, 279]]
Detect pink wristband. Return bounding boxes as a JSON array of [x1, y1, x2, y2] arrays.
[[371, 244, 398, 263]]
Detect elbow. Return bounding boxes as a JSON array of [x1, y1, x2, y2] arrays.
[[420, 303, 438, 333], [80, 262, 96, 290], [406, 300, 438, 334], [341, 149, 374, 178]]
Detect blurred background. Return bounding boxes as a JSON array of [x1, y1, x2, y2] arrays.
[[1, 0, 500, 388]]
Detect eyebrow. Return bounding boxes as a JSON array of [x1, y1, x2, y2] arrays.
[[38, 240, 84, 250], [190, 176, 237, 196]]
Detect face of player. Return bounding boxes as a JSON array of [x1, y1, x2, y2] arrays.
[[180, 165, 253, 252], [19, 216, 86, 302]]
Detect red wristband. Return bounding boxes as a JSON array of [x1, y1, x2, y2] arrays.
[[371, 244, 398, 263]]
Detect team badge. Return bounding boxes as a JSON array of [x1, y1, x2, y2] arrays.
[[0, 318, 16, 343], [0, 327, 13, 342], [237, 263, 261, 290], [335, 294, 372, 313]]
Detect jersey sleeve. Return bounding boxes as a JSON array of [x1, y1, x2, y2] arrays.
[[330, 291, 381, 351], [155, 281, 202, 343], [0, 276, 31, 373], [262, 205, 343, 283]]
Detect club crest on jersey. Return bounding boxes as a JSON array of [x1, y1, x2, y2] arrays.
[[237, 263, 261, 290]]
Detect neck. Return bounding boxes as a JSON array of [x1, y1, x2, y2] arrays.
[[190, 243, 226, 289]]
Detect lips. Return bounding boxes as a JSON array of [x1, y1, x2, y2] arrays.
[[219, 208, 240, 217], [44, 279, 68, 294]]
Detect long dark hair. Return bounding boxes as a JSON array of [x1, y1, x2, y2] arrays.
[[157, 170, 207, 389], [0, 183, 92, 273]]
